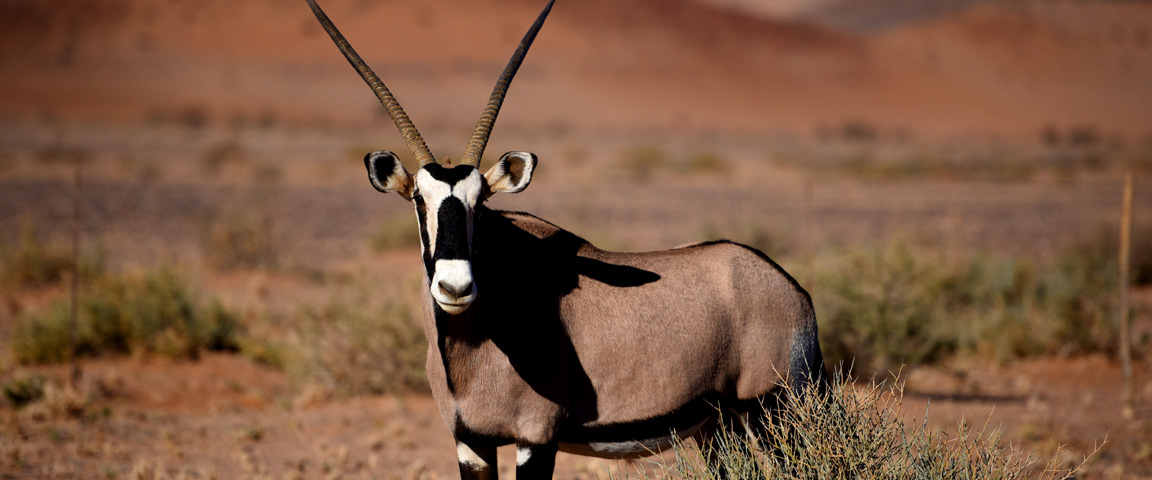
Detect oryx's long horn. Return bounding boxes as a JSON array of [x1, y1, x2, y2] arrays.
[[305, 0, 436, 167], [460, 0, 555, 167]]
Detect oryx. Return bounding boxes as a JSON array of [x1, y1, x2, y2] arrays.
[[305, 0, 827, 478]]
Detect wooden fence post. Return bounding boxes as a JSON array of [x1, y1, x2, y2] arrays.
[[1120, 172, 1134, 419], [70, 165, 82, 389]]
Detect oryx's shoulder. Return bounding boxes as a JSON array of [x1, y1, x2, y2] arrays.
[[669, 239, 765, 258], [498, 210, 570, 239]]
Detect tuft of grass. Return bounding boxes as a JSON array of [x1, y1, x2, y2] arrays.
[[17, 382, 91, 421], [200, 139, 244, 174], [287, 275, 426, 397], [811, 241, 1119, 373], [202, 212, 278, 271], [11, 267, 243, 364], [680, 151, 730, 176], [249, 162, 283, 184], [0, 221, 104, 288], [619, 146, 669, 182], [2, 374, 46, 409], [368, 215, 421, 252], [1078, 221, 1152, 287], [813, 244, 959, 373], [236, 337, 287, 370], [641, 371, 1095, 480]]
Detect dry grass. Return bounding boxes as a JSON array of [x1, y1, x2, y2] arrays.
[[0, 220, 104, 288], [2, 373, 46, 409], [281, 272, 427, 398], [368, 215, 421, 252], [809, 240, 1122, 373], [628, 371, 1098, 480], [11, 266, 243, 364], [201, 211, 279, 271]]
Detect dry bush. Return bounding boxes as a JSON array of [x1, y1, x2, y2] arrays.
[[2, 373, 46, 409], [680, 151, 730, 176], [202, 211, 279, 271], [618, 147, 731, 180], [811, 241, 1119, 373], [0, 221, 104, 288], [11, 266, 242, 363], [285, 274, 426, 397], [200, 139, 245, 175], [638, 371, 1096, 480], [21, 383, 90, 421], [619, 146, 669, 182]]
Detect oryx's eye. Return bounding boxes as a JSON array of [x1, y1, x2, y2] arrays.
[[413, 193, 425, 205]]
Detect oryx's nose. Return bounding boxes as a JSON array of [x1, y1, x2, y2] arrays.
[[438, 278, 474, 300], [430, 259, 477, 314]]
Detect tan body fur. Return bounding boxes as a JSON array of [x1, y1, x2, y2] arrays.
[[422, 209, 822, 458]]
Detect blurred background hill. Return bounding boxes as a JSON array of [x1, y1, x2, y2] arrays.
[[1, 0, 1149, 138]]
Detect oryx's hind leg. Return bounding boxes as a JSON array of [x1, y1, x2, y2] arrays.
[[456, 442, 497, 480], [691, 410, 753, 479], [514, 443, 557, 479]]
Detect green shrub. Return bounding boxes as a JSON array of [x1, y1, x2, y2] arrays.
[[11, 267, 242, 363], [646, 371, 1093, 480], [813, 245, 958, 372], [811, 242, 1118, 372], [0, 221, 104, 288]]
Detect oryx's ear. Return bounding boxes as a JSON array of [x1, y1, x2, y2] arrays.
[[364, 150, 414, 200], [484, 151, 536, 196]]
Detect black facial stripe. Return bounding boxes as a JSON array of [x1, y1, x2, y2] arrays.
[[414, 197, 434, 276], [423, 163, 477, 186], [435, 196, 470, 261]]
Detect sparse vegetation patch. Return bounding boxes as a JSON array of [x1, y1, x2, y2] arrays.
[[202, 211, 279, 271], [285, 274, 426, 397], [12, 267, 242, 363], [811, 241, 1120, 373], [640, 371, 1094, 480], [0, 221, 104, 288]]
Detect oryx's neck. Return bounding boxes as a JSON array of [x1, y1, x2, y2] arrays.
[[422, 207, 589, 398]]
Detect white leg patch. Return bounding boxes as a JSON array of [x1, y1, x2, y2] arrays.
[[456, 443, 489, 472], [516, 446, 532, 466]]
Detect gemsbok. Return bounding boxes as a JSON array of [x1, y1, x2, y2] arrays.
[[305, 0, 827, 477]]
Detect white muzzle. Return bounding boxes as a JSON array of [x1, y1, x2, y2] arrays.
[[431, 259, 477, 314]]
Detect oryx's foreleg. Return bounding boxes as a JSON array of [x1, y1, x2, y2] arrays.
[[456, 442, 497, 480], [515, 443, 558, 479]]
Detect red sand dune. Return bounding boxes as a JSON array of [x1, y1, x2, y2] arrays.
[[0, 0, 1149, 138]]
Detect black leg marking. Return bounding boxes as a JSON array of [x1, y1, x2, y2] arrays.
[[692, 411, 756, 480], [456, 442, 497, 480], [515, 443, 557, 480]]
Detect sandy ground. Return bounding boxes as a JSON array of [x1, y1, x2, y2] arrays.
[[0, 351, 1147, 479]]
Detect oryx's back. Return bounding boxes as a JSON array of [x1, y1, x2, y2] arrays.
[[560, 238, 819, 412]]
